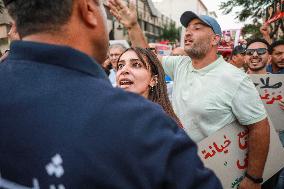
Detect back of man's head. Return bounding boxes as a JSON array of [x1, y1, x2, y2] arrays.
[[5, 0, 109, 64], [5, 0, 73, 38]]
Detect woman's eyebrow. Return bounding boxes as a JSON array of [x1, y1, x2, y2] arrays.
[[118, 59, 125, 63], [119, 58, 140, 62], [129, 58, 140, 62]]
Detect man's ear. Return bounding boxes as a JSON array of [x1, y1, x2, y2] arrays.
[[212, 35, 221, 46], [231, 55, 236, 62], [267, 54, 272, 64], [78, 0, 98, 27]]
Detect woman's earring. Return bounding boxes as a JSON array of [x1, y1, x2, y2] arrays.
[[150, 86, 154, 93]]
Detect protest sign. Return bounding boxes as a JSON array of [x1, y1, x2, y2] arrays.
[[198, 121, 284, 189], [250, 74, 284, 132]]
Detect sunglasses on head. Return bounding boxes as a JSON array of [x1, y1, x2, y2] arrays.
[[245, 48, 268, 56]]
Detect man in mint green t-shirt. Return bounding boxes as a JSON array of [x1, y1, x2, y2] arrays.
[[161, 12, 269, 189]]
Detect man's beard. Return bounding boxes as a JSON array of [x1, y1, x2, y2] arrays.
[[248, 62, 267, 72], [184, 36, 211, 59], [275, 62, 284, 68]]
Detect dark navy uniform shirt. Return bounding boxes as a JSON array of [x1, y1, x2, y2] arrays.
[[0, 41, 222, 189]]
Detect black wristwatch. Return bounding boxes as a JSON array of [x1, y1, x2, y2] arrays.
[[245, 172, 263, 184]]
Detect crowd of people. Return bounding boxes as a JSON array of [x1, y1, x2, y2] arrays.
[[229, 38, 284, 75], [0, 0, 283, 189]]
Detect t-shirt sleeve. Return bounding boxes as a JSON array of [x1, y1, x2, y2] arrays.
[[162, 56, 189, 80], [231, 76, 267, 125]]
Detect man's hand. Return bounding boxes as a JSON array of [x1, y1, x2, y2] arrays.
[[107, 0, 149, 48], [260, 24, 270, 36], [238, 177, 261, 189], [107, 0, 138, 29], [102, 58, 111, 69], [260, 23, 272, 44]]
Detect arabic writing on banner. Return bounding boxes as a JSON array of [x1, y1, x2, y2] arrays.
[[198, 121, 284, 189], [250, 74, 284, 132]]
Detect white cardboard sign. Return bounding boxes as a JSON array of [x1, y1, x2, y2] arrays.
[[198, 121, 284, 188], [250, 74, 284, 132]]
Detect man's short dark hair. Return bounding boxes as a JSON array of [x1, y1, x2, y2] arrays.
[[270, 40, 284, 54], [6, 0, 73, 37], [246, 38, 271, 52], [231, 45, 246, 57], [229, 45, 245, 60]]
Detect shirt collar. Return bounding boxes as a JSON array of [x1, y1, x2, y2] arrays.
[[8, 41, 108, 79], [266, 64, 273, 73], [266, 64, 284, 74], [189, 56, 223, 75]]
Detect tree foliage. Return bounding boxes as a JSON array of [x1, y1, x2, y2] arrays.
[[160, 22, 181, 42], [241, 22, 263, 39], [220, 0, 272, 22]]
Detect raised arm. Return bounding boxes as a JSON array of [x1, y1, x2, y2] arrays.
[[260, 23, 272, 45], [107, 0, 149, 48]]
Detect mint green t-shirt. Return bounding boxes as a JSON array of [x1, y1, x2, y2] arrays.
[[162, 56, 267, 142]]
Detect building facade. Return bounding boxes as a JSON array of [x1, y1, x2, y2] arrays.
[[152, 0, 217, 47], [153, 0, 208, 26], [103, 0, 176, 43], [0, 10, 11, 54], [0, 0, 176, 52]]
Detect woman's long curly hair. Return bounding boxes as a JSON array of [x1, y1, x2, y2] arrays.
[[117, 47, 183, 128]]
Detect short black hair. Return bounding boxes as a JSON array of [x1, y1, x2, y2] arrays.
[[230, 45, 246, 59], [232, 45, 246, 55], [247, 38, 271, 54], [246, 38, 271, 52], [6, 0, 73, 37], [270, 40, 284, 53]]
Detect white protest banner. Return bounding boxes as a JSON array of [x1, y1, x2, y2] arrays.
[[250, 74, 284, 132], [198, 121, 284, 189]]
